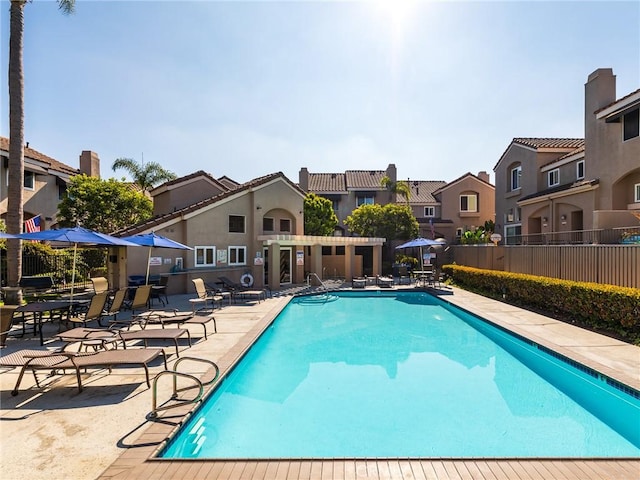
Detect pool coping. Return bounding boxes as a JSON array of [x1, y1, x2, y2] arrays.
[[96, 286, 640, 480]]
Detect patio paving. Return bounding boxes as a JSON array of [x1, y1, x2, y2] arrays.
[[0, 285, 638, 480]]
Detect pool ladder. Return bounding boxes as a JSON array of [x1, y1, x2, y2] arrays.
[[149, 357, 220, 418], [306, 272, 329, 292]]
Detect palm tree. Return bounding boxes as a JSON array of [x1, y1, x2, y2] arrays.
[[381, 175, 411, 204], [112, 157, 177, 193], [5, 0, 75, 303]]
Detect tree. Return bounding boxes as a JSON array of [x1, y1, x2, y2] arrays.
[[380, 175, 411, 204], [303, 193, 339, 236], [5, 0, 75, 303], [112, 157, 177, 193], [344, 203, 418, 240], [57, 175, 153, 233]]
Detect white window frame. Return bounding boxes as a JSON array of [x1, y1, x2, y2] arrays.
[[24, 170, 35, 190], [635, 183, 640, 203], [194, 246, 216, 267], [460, 194, 478, 213], [510, 165, 522, 191], [548, 168, 560, 187], [424, 206, 435, 217], [228, 246, 247, 266], [455, 228, 463, 237], [576, 160, 585, 180], [356, 195, 375, 207]]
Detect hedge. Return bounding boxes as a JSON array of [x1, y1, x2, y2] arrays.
[[442, 264, 640, 344]]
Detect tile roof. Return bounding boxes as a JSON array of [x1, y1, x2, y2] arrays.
[[404, 180, 447, 204], [518, 178, 599, 202], [541, 146, 586, 169], [217, 176, 241, 190], [345, 170, 387, 190], [595, 87, 640, 114], [149, 170, 229, 195], [113, 171, 304, 236], [0, 136, 78, 176], [511, 138, 585, 149], [308, 173, 347, 192]]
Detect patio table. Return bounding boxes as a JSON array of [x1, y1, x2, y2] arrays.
[[16, 299, 88, 346]]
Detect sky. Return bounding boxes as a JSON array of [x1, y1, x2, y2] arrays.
[[1, 1, 639, 186]]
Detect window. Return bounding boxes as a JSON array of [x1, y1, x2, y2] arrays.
[[24, 171, 34, 190], [510, 165, 522, 191], [263, 217, 274, 232], [424, 206, 435, 217], [505, 225, 522, 244], [279, 218, 291, 232], [228, 215, 245, 233], [356, 195, 374, 207], [548, 168, 560, 187], [623, 108, 639, 141], [228, 246, 246, 266], [576, 160, 585, 180], [195, 246, 216, 267], [335, 246, 345, 255], [455, 228, 463, 238], [460, 194, 478, 212], [322, 246, 332, 255], [635, 183, 640, 203], [331, 199, 339, 211]]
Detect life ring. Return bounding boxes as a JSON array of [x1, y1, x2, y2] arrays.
[[240, 272, 254, 288]]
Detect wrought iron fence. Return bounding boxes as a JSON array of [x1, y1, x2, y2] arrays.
[[504, 226, 640, 246], [0, 248, 108, 292]]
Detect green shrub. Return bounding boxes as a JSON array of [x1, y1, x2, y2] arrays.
[[442, 264, 640, 344]]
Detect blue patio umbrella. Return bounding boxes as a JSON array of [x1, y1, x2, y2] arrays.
[[120, 232, 192, 284], [0, 232, 18, 239], [18, 227, 138, 299], [395, 237, 444, 268]]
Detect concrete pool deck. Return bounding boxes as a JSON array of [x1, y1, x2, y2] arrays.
[[0, 285, 638, 480]]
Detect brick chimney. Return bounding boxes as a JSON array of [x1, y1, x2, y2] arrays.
[[79, 150, 100, 178]]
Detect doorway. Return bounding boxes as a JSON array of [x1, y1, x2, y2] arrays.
[[263, 247, 292, 286]]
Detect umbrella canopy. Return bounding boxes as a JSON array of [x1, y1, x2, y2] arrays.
[[0, 232, 18, 239], [395, 237, 444, 269], [17, 227, 138, 299], [120, 232, 192, 284]]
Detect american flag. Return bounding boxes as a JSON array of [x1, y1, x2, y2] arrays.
[[25, 215, 41, 233]]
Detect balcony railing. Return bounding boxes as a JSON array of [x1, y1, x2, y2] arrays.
[[503, 226, 640, 246]]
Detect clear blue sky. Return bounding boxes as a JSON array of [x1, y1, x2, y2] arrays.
[[1, 1, 639, 185]]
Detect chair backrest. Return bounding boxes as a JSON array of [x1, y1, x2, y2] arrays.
[[86, 292, 109, 321], [158, 275, 169, 287], [192, 278, 208, 299], [91, 277, 109, 294], [131, 285, 152, 312], [105, 288, 127, 315]]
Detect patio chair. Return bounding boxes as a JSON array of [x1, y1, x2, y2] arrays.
[[189, 278, 223, 314], [217, 276, 246, 292], [102, 288, 128, 324], [376, 275, 394, 288], [67, 292, 109, 327], [0, 347, 168, 395], [150, 275, 169, 307], [134, 310, 217, 339], [90, 277, 110, 295], [124, 284, 153, 314]]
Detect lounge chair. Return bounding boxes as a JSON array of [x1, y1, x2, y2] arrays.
[[67, 292, 109, 327], [376, 275, 394, 288], [134, 310, 216, 339], [56, 327, 192, 357], [189, 278, 223, 314], [217, 276, 245, 291], [352, 277, 366, 288], [0, 347, 168, 395]]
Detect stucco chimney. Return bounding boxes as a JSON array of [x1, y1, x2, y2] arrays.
[[386, 163, 397, 183], [79, 150, 100, 178], [477, 171, 490, 183], [299, 167, 309, 192]]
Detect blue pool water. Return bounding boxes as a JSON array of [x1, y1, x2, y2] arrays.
[[161, 291, 640, 459]]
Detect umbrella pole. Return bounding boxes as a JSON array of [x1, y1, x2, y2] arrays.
[[145, 247, 152, 284], [70, 243, 78, 301]]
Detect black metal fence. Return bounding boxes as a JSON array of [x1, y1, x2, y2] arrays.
[[1, 248, 108, 293], [503, 226, 640, 246]]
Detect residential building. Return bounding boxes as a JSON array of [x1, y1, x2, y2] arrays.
[[0, 137, 100, 230], [300, 164, 495, 243], [493, 68, 639, 244], [432, 171, 495, 242], [113, 172, 385, 293]]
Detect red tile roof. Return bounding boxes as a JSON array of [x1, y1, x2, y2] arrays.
[[405, 180, 447, 204], [345, 170, 387, 190], [308, 173, 347, 192], [149, 170, 229, 195], [511, 138, 585, 149]]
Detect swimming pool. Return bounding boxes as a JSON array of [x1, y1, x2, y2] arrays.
[[160, 291, 640, 459]]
